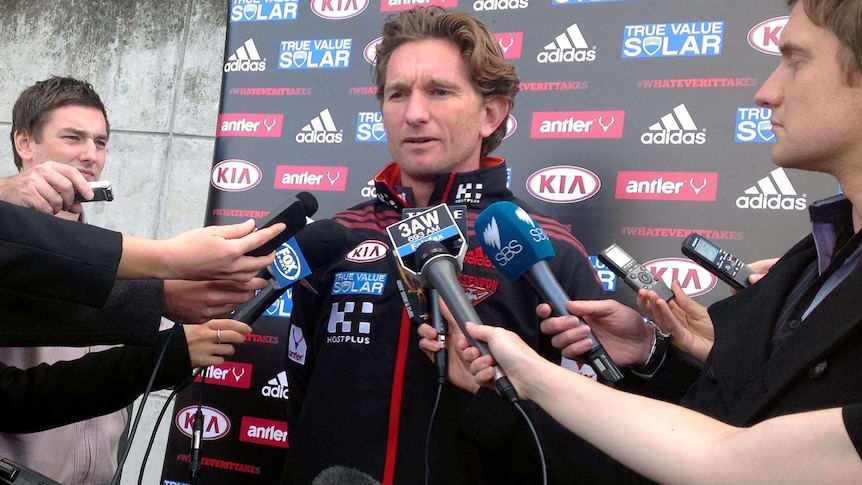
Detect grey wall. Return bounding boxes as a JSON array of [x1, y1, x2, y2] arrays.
[[0, 0, 226, 239], [0, 0, 227, 482]]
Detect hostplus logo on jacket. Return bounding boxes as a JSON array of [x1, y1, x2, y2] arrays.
[[326, 301, 373, 345]]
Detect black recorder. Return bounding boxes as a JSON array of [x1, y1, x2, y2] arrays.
[[598, 243, 675, 302], [681, 233, 754, 291]]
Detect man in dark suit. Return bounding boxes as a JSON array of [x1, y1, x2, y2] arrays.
[[434, 0, 862, 482]]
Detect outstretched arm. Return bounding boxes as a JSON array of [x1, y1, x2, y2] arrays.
[[465, 323, 862, 485]]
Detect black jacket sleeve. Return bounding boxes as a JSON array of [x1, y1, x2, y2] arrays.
[[0, 327, 191, 433], [0, 279, 164, 347], [0, 201, 122, 308]]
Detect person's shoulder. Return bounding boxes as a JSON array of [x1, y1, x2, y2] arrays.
[[332, 201, 400, 238]]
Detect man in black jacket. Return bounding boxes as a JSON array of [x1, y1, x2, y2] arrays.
[[283, 8, 607, 484]]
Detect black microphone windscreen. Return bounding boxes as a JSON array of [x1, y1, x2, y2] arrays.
[[293, 219, 348, 269], [296, 191, 319, 218], [311, 466, 381, 485]]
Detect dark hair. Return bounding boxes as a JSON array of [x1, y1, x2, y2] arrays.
[[374, 7, 519, 158], [11, 76, 109, 170], [788, 0, 862, 82]]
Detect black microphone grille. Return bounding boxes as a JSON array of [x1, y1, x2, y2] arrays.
[[311, 466, 381, 485], [294, 219, 349, 269], [414, 240, 451, 270], [296, 191, 319, 218]]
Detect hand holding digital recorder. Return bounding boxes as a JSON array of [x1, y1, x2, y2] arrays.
[[681, 232, 754, 291], [597, 243, 675, 301]]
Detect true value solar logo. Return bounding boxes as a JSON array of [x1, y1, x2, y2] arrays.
[[622, 20, 724, 58]]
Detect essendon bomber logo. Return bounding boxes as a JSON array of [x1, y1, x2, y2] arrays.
[[526, 165, 601, 203], [211, 159, 262, 192]]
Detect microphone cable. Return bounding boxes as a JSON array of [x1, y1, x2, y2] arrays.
[[137, 379, 185, 485], [424, 290, 445, 485], [110, 323, 181, 485], [512, 399, 547, 485]]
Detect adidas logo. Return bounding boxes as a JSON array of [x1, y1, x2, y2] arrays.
[[736, 168, 807, 210], [295, 108, 344, 144], [224, 39, 267, 73], [360, 179, 377, 199], [261, 371, 289, 399], [640, 104, 706, 145], [473, 0, 529, 11], [537, 24, 597, 63]]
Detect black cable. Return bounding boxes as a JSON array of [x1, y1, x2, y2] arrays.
[[110, 323, 180, 485], [137, 384, 183, 485], [512, 400, 547, 485], [423, 378, 445, 485]]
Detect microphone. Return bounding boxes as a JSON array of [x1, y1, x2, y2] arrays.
[[245, 191, 319, 257], [475, 201, 624, 383], [189, 407, 204, 484], [235, 219, 348, 324], [181, 220, 348, 388], [383, 203, 517, 402], [414, 241, 519, 402]]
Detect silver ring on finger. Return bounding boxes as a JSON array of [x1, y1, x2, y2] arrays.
[[217, 328, 222, 344]]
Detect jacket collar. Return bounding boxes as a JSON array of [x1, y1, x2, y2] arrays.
[[372, 157, 511, 211]]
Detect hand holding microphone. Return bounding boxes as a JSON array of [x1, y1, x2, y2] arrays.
[[385, 204, 518, 402], [475, 201, 624, 383]]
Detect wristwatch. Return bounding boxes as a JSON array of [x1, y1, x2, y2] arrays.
[[631, 320, 670, 379]]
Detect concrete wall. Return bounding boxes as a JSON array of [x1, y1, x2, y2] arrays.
[[0, 0, 227, 482]]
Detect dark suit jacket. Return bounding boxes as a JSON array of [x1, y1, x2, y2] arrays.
[[0, 200, 121, 308], [683, 233, 862, 425], [0, 327, 191, 433]]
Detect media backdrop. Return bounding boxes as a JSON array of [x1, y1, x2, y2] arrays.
[[161, 1, 837, 483]]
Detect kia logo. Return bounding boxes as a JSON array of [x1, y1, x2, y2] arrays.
[[311, 0, 368, 20], [175, 405, 231, 440], [211, 159, 262, 192], [748, 16, 788, 55], [504, 114, 517, 140], [346, 240, 389, 263], [526, 165, 601, 203], [644, 257, 717, 297], [364, 36, 382, 65]]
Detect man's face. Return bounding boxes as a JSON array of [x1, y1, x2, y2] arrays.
[[17, 104, 108, 181], [754, 2, 862, 176], [381, 38, 502, 180]]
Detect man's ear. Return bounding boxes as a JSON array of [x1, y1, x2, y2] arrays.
[[13, 130, 33, 163], [480, 95, 509, 138]]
